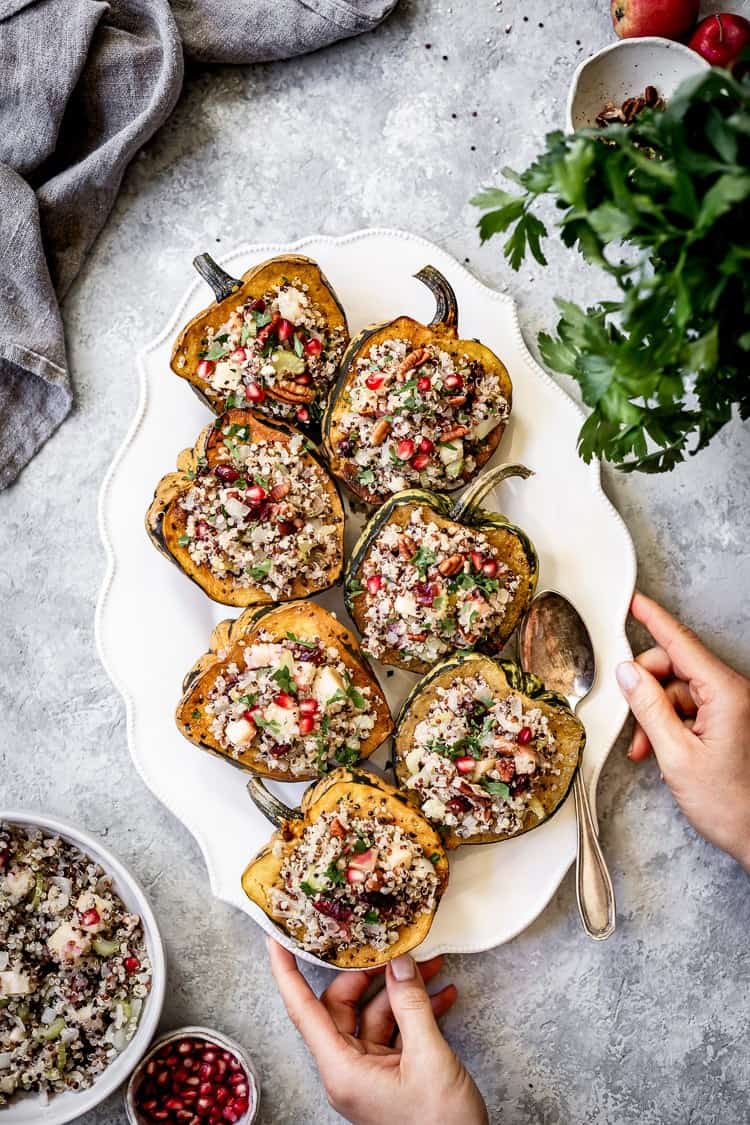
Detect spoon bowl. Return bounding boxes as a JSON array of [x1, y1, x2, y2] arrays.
[[519, 590, 616, 941]]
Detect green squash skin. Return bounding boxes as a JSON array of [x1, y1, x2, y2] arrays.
[[343, 486, 539, 665], [393, 652, 586, 847]]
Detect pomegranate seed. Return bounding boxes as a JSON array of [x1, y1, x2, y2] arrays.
[[244, 381, 266, 404], [295, 406, 310, 423], [304, 337, 322, 356], [517, 726, 533, 745], [298, 698, 318, 716], [177, 1040, 195, 1056], [245, 483, 266, 504], [174, 1067, 190, 1083], [183, 1058, 197, 1071], [80, 907, 100, 927], [199, 1082, 214, 1096], [366, 574, 382, 595], [419, 436, 435, 453], [274, 692, 295, 709], [215, 464, 240, 483], [195, 520, 210, 540], [156, 1069, 170, 1087], [299, 715, 315, 735], [209, 1111, 223, 1124], [222, 1109, 240, 1124], [176, 1113, 195, 1124], [233, 1098, 249, 1114], [268, 743, 290, 757], [444, 373, 462, 390], [346, 866, 367, 884], [276, 520, 295, 536], [365, 373, 384, 390], [215, 1088, 230, 1105], [249, 298, 266, 312], [447, 795, 471, 814], [455, 756, 476, 774], [294, 372, 312, 385], [196, 1097, 214, 1117], [227, 1057, 243, 1072], [197, 359, 215, 379], [470, 550, 484, 572], [230, 347, 247, 363], [166, 1097, 185, 1111], [123, 956, 140, 974], [140, 1098, 158, 1111], [151, 1113, 170, 1122], [185, 1075, 201, 1088], [201, 1050, 218, 1063], [241, 710, 258, 729], [481, 559, 498, 578], [396, 438, 415, 461], [198, 1062, 214, 1079], [417, 375, 431, 392], [214, 1058, 227, 1079], [410, 452, 430, 470], [276, 318, 294, 342], [146, 1061, 157, 1076], [228, 1072, 246, 1088]]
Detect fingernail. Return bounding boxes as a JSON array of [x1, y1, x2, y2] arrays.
[[616, 661, 639, 693], [390, 954, 416, 981]]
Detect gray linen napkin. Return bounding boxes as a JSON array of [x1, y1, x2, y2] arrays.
[[0, 0, 397, 489]]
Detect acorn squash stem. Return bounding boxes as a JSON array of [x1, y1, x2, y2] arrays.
[[414, 265, 458, 330], [193, 253, 242, 303], [247, 778, 302, 826], [451, 463, 534, 521]]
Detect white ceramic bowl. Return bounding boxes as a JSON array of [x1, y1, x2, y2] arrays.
[[0, 811, 167, 1125], [566, 36, 709, 131]]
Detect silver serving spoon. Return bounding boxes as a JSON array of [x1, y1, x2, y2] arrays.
[[519, 590, 616, 941]]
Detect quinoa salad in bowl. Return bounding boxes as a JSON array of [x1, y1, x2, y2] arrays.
[[0, 814, 164, 1123]]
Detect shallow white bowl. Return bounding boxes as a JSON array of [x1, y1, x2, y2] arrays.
[[566, 36, 709, 131], [0, 811, 166, 1125]]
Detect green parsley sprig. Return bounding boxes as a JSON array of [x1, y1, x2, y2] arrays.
[[472, 67, 750, 473]]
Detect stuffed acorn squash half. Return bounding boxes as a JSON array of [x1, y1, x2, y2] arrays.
[[145, 409, 344, 606], [177, 601, 393, 781], [322, 265, 512, 505], [394, 654, 585, 848], [344, 464, 538, 673], [242, 768, 449, 967], [171, 253, 349, 429]]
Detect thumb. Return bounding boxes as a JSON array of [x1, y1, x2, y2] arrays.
[[386, 954, 447, 1058], [616, 660, 690, 768]]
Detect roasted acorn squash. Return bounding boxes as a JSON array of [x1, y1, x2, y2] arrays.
[[322, 265, 512, 505], [171, 253, 349, 428], [176, 600, 393, 781], [344, 464, 538, 673], [394, 653, 585, 848], [145, 409, 344, 606], [242, 767, 449, 968]]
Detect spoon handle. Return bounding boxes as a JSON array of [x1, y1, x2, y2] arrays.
[[573, 772, 616, 940]]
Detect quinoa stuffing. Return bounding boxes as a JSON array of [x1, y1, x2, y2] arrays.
[[403, 674, 557, 838], [205, 630, 378, 775], [334, 338, 509, 496], [197, 279, 347, 426], [0, 824, 151, 1106], [354, 505, 518, 665], [178, 427, 341, 598], [268, 802, 439, 957]]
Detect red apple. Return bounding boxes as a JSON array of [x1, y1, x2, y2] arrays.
[[611, 0, 699, 41], [688, 13, 750, 71]]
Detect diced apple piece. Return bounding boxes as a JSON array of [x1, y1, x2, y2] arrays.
[[312, 666, 346, 707], [47, 922, 91, 962], [245, 643, 285, 669], [264, 701, 299, 741], [439, 439, 463, 464], [226, 718, 256, 746], [471, 416, 501, 440], [0, 969, 31, 997]]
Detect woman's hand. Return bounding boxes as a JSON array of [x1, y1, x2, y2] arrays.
[[616, 591, 750, 871], [267, 938, 489, 1125]]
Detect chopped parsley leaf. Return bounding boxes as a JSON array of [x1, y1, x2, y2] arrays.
[[272, 666, 298, 695]]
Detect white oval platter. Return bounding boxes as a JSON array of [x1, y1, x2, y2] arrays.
[[96, 229, 636, 967]]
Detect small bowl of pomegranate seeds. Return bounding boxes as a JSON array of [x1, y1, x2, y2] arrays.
[[125, 1026, 260, 1125]]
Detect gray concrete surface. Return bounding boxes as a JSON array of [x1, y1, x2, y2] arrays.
[[2, 1, 749, 1122]]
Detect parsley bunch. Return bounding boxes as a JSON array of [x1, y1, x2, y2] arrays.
[[472, 68, 750, 472]]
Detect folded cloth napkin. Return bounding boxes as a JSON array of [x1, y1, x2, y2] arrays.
[[0, 0, 397, 489]]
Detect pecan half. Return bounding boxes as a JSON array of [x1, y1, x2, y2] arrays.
[[446, 394, 468, 408], [398, 534, 417, 560], [440, 424, 469, 442], [396, 347, 431, 382], [371, 417, 392, 446], [438, 553, 464, 577]]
